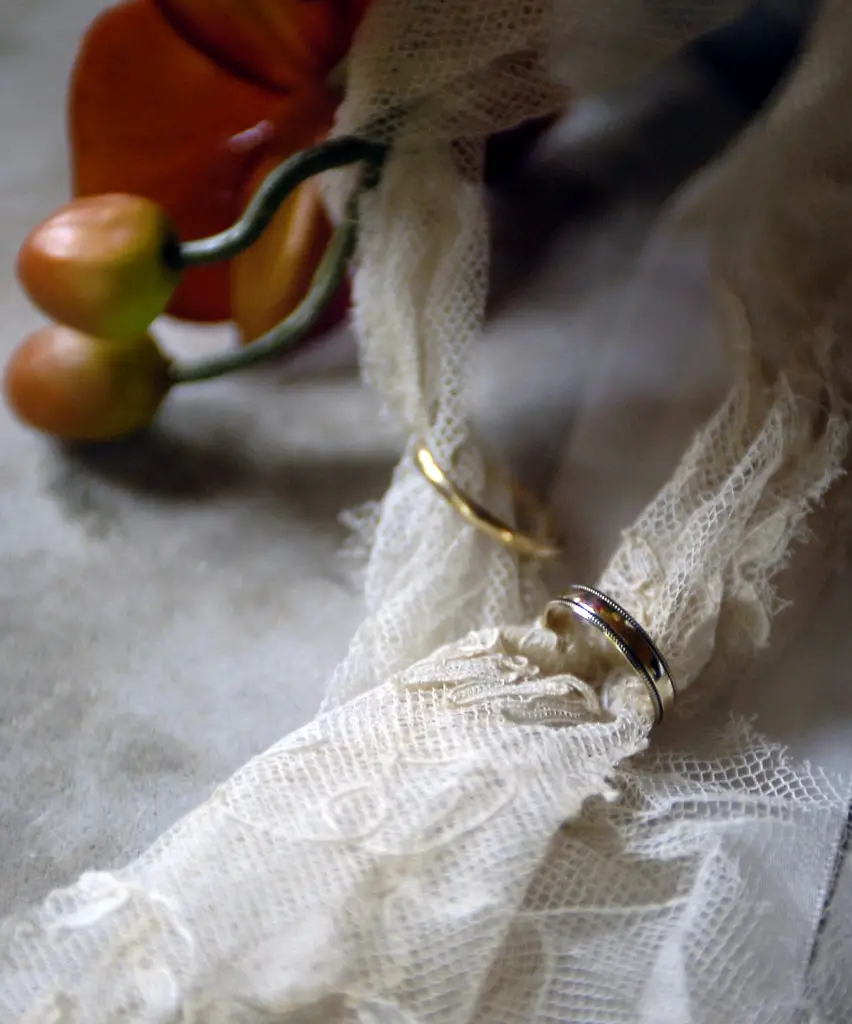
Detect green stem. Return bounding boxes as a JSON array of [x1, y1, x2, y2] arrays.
[[174, 136, 386, 268], [163, 134, 387, 385], [168, 197, 359, 385]]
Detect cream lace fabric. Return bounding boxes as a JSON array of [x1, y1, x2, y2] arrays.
[[2, 0, 852, 1020]]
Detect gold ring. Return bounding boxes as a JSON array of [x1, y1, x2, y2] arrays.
[[544, 585, 676, 722], [414, 441, 562, 560]]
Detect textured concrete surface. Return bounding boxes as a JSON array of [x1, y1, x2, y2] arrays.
[[1, 0, 850, 926]]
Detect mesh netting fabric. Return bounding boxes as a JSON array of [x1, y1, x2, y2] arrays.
[[2, 0, 852, 1020], [0, 676, 847, 1022]]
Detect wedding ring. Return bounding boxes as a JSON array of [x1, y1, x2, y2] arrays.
[[414, 442, 562, 560], [544, 584, 676, 722]]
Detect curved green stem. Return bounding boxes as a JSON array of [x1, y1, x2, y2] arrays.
[[174, 136, 386, 268], [168, 197, 359, 385], [163, 133, 387, 385]]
